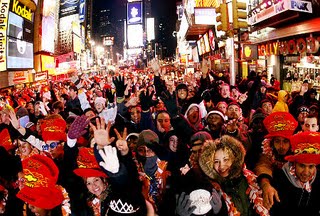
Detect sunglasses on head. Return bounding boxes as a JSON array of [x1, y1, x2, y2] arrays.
[[42, 142, 60, 151]]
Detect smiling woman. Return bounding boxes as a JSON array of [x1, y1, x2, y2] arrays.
[[199, 136, 269, 216]]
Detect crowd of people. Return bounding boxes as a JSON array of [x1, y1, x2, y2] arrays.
[[0, 58, 319, 216]]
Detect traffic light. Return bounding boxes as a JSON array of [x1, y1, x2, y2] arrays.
[[232, 0, 248, 30], [216, 3, 228, 32]]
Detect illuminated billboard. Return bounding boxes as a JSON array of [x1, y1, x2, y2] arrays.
[[146, 18, 155, 41], [127, 2, 143, 25], [9, 0, 33, 22], [41, 0, 56, 53], [203, 33, 211, 53], [79, 0, 86, 23], [103, 37, 114, 46], [127, 25, 143, 48], [0, 0, 10, 71], [7, 37, 33, 69], [6, 11, 34, 69], [41, 55, 55, 75], [60, 0, 79, 18]]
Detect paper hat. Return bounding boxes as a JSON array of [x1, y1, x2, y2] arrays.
[[17, 184, 64, 210], [73, 148, 107, 178], [0, 129, 14, 151], [263, 112, 298, 139], [41, 114, 67, 142], [16, 155, 63, 209], [21, 155, 59, 187], [285, 132, 320, 164]]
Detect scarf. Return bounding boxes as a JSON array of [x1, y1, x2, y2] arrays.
[[261, 138, 287, 169], [282, 162, 316, 192], [211, 165, 269, 216]]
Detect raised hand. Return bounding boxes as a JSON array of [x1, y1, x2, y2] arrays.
[[105, 89, 115, 104], [99, 145, 120, 173], [114, 128, 129, 156], [68, 115, 89, 139], [90, 117, 115, 148], [8, 110, 19, 129], [149, 58, 161, 76], [113, 76, 127, 97], [175, 192, 196, 216], [139, 89, 155, 111], [210, 189, 222, 214], [160, 91, 179, 117]]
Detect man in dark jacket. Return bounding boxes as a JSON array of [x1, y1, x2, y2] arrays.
[[271, 132, 320, 216]]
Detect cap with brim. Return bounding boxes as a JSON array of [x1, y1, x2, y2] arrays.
[[17, 186, 64, 210]]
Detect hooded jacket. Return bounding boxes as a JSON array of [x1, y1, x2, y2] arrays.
[[272, 90, 289, 113], [199, 136, 268, 216]]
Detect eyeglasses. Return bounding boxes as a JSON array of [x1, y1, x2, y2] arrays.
[[42, 142, 60, 151]]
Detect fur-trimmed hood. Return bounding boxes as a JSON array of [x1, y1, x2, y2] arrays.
[[199, 135, 246, 183]]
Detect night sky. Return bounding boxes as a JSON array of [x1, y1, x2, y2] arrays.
[[94, 0, 178, 57]]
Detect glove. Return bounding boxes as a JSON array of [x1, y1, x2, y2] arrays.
[[175, 192, 196, 216], [113, 76, 127, 97], [160, 91, 179, 117], [99, 146, 120, 174], [68, 115, 89, 139], [105, 89, 115, 103], [139, 89, 155, 111], [210, 188, 222, 214]]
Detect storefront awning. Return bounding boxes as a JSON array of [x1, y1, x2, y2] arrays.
[[252, 17, 320, 44], [186, 24, 214, 40]]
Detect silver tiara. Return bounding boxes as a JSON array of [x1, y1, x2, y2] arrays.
[[109, 199, 140, 214]]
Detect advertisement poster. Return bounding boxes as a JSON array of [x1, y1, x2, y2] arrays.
[[127, 2, 142, 25], [79, 0, 86, 23], [9, 0, 33, 22], [127, 25, 143, 48], [42, 0, 56, 52], [60, 0, 79, 18], [0, 0, 10, 71], [7, 37, 34, 69]]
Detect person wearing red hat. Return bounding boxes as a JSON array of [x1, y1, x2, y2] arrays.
[[270, 132, 320, 216], [254, 112, 298, 210], [16, 155, 70, 216], [9, 113, 90, 215], [73, 147, 110, 216]]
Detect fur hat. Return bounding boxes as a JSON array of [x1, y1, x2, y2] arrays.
[[73, 148, 107, 178], [41, 114, 67, 142], [263, 112, 298, 139], [16, 155, 63, 209], [0, 129, 13, 151], [285, 132, 320, 164], [199, 135, 245, 182]]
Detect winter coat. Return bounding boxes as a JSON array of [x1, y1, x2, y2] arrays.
[[271, 163, 320, 216], [272, 90, 289, 113]]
